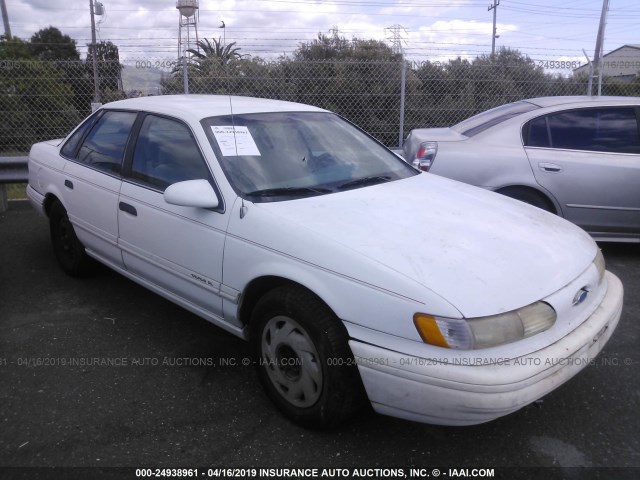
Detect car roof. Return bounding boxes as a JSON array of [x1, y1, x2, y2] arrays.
[[103, 95, 327, 123], [525, 95, 640, 108]]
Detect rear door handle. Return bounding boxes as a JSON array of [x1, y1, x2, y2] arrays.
[[539, 162, 562, 173], [119, 202, 137, 217], [64, 179, 74, 189]]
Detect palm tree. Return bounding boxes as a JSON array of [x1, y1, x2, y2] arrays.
[[169, 37, 250, 93], [186, 37, 246, 73]]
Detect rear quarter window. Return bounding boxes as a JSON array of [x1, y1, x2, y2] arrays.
[[60, 111, 102, 158], [452, 101, 541, 137], [75, 111, 138, 173]]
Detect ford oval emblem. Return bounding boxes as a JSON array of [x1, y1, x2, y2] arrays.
[[572, 288, 589, 306]]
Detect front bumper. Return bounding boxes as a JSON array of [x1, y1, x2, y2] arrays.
[[349, 271, 623, 426]]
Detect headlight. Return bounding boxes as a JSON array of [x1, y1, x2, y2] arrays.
[[414, 301, 556, 350], [412, 141, 437, 171]]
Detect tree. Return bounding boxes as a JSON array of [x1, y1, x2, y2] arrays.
[[0, 34, 32, 59], [30, 26, 80, 61], [469, 47, 548, 111], [0, 57, 81, 152], [293, 32, 353, 61], [28, 27, 93, 115], [86, 40, 123, 95], [187, 37, 246, 70], [284, 32, 404, 144], [165, 37, 253, 94], [0, 29, 85, 152], [405, 61, 451, 130]]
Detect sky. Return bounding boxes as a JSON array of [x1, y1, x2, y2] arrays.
[[3, 0, 640, 71]]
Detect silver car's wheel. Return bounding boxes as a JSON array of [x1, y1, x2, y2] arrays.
[[261, 315, 322, 408], [497, 186, 555, 213], [250, 286, 365, 428]]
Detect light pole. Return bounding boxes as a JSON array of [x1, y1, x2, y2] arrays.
[[220, 21, 225, 46]]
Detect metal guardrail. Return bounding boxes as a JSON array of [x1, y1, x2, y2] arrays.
[[0, 156, 29, 213], [0, 156, 29, 184]]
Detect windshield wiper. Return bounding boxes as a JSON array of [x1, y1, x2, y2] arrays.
[[337, 175, 391, 190], [245, 186, 332, 197]]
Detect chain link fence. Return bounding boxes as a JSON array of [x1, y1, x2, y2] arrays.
[[0, 59, 124, 154], [2, 56, 640, 154]]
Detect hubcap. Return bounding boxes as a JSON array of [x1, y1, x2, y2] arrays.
[[261, 315, 322, 408]]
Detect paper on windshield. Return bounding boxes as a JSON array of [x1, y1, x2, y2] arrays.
[[211, 126, 261, 156]]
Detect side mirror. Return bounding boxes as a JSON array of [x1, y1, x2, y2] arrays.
[[164, 179, 219, 209]]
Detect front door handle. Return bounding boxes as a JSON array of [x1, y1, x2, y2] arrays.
[[539, 162, 562, 173], [119, 202, 137, 216]]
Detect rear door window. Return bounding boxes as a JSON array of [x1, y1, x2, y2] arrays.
[[524, 107, 640, 154]]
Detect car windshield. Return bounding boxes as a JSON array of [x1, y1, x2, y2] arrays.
[[451, 100, 541, 137], [202, 111, 417, 201]]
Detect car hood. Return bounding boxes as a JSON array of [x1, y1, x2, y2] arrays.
[[253, 174, 597, 318]]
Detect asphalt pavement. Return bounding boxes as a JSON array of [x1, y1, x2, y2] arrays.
[[0, 201, 638, 479]]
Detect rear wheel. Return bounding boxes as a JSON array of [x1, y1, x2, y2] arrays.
[[49, 201, 93, 276], [250, 286, 365, 428], [497, 187, 555, 213]]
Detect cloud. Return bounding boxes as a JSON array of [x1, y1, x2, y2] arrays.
[[405, 19, 518, 62], [5, 0, 636, 68], [8, 0, 479, 61]]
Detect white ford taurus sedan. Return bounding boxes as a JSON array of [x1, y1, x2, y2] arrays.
[[28, 95, 623, 428]]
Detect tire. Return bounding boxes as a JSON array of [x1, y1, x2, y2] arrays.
[[250, 286, 365, 429], [49, 201, 93, 277], [498, 187, 555, 213]]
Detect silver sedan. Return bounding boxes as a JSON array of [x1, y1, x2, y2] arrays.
[[404, 96, 640, 242]]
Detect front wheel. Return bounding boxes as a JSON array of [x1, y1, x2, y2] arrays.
[[250, 286, 365, 428]]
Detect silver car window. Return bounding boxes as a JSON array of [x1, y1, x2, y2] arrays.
[[452, 101, 540, 137], [524, 107, 640, 154]]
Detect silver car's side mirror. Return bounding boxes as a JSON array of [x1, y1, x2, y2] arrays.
[[164, 179, 219, 209]]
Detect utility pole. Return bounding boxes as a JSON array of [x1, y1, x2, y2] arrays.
[[386, 24, 408, 147], [592, 0, 610, 96], [1, 0, 11, 38], [488, 0, 500, 57], [89, 0, 101, 107]]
